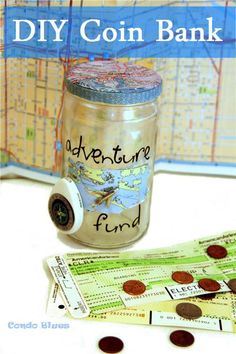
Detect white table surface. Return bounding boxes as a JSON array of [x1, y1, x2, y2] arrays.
[[0, 173, 236, 354]]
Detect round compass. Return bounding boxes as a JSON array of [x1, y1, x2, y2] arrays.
[[48, 193, 74, 232]]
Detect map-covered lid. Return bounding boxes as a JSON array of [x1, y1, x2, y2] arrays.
[[65, 60, 162, 104]]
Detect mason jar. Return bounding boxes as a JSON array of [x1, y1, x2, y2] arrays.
[[49, 60, 162, 248]]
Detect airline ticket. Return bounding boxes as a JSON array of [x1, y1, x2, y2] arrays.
[[47, 281, 236, 333], [46, 230, 236, 318]]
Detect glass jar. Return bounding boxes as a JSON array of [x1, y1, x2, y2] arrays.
[[50, 60, 162, 248]]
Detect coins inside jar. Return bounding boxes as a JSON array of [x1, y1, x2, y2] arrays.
[[206, 245, 227, 259], [176, 302, 202, 320], [169, 330, 195, 347], [198, 278, 221, 292], [171, 271, 194, 284], [122, 280, 146, 296]]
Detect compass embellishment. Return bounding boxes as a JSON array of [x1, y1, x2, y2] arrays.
[[48, 193, 74, 231]]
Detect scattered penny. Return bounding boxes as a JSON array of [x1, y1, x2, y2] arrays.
[[98, 336, 124, 353], [169, 330, 195, 347], [172, 271, 194, 284], [123, 280, 146, 296], [228, 279, 236, 294], [198, 278, 221, 292], [176, 302, 202, 320], [197, 293, 216, 300], [206, 245, 227, 259]]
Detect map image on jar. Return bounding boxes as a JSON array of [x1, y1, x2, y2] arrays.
[[68, 158, 150, 214]]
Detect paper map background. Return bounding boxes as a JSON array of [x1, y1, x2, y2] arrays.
[[1, 0, 236, 183]]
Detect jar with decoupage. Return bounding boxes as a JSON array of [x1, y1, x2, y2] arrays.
[[49, 60, 162, 248]]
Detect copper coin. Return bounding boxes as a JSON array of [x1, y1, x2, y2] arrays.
[[176, 302, 202, 320], [122, 280, 146, 296], [98, 336, 124, 353], [206, 245, 227, 259], [170, 330, 195, 347], [197, 293, 216, 300], [228, 279, 236, 294], [198, 278, 221, 292], [172, 271, 194, 284]]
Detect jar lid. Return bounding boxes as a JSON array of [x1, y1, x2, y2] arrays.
[[65, 60, 162, 104]]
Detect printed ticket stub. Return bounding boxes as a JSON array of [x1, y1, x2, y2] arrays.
[[120, 280, 230, 308], [47, 281, 236, 333], [47, 282, 67, 318], [47, 256, 90, 319], [46, 231, 236, 316]]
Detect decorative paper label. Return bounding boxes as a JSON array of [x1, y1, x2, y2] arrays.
[[68, 158, 150, 214]]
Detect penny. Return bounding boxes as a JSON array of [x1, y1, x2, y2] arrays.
[[206, 245, 227, 259], [123, 280, 146, 296], [169, 330, 195, 347], [197, 293, 216, 300], [172, 271, 194, 284], [198, 278, 221, 292], [176, 302, 202, 320], [98, 336, 124, 353], [228, 279, 236, 294]]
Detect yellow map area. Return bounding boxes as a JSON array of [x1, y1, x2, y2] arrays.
[[121, 165, 147, 177], [1, 1, 236, 182]]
